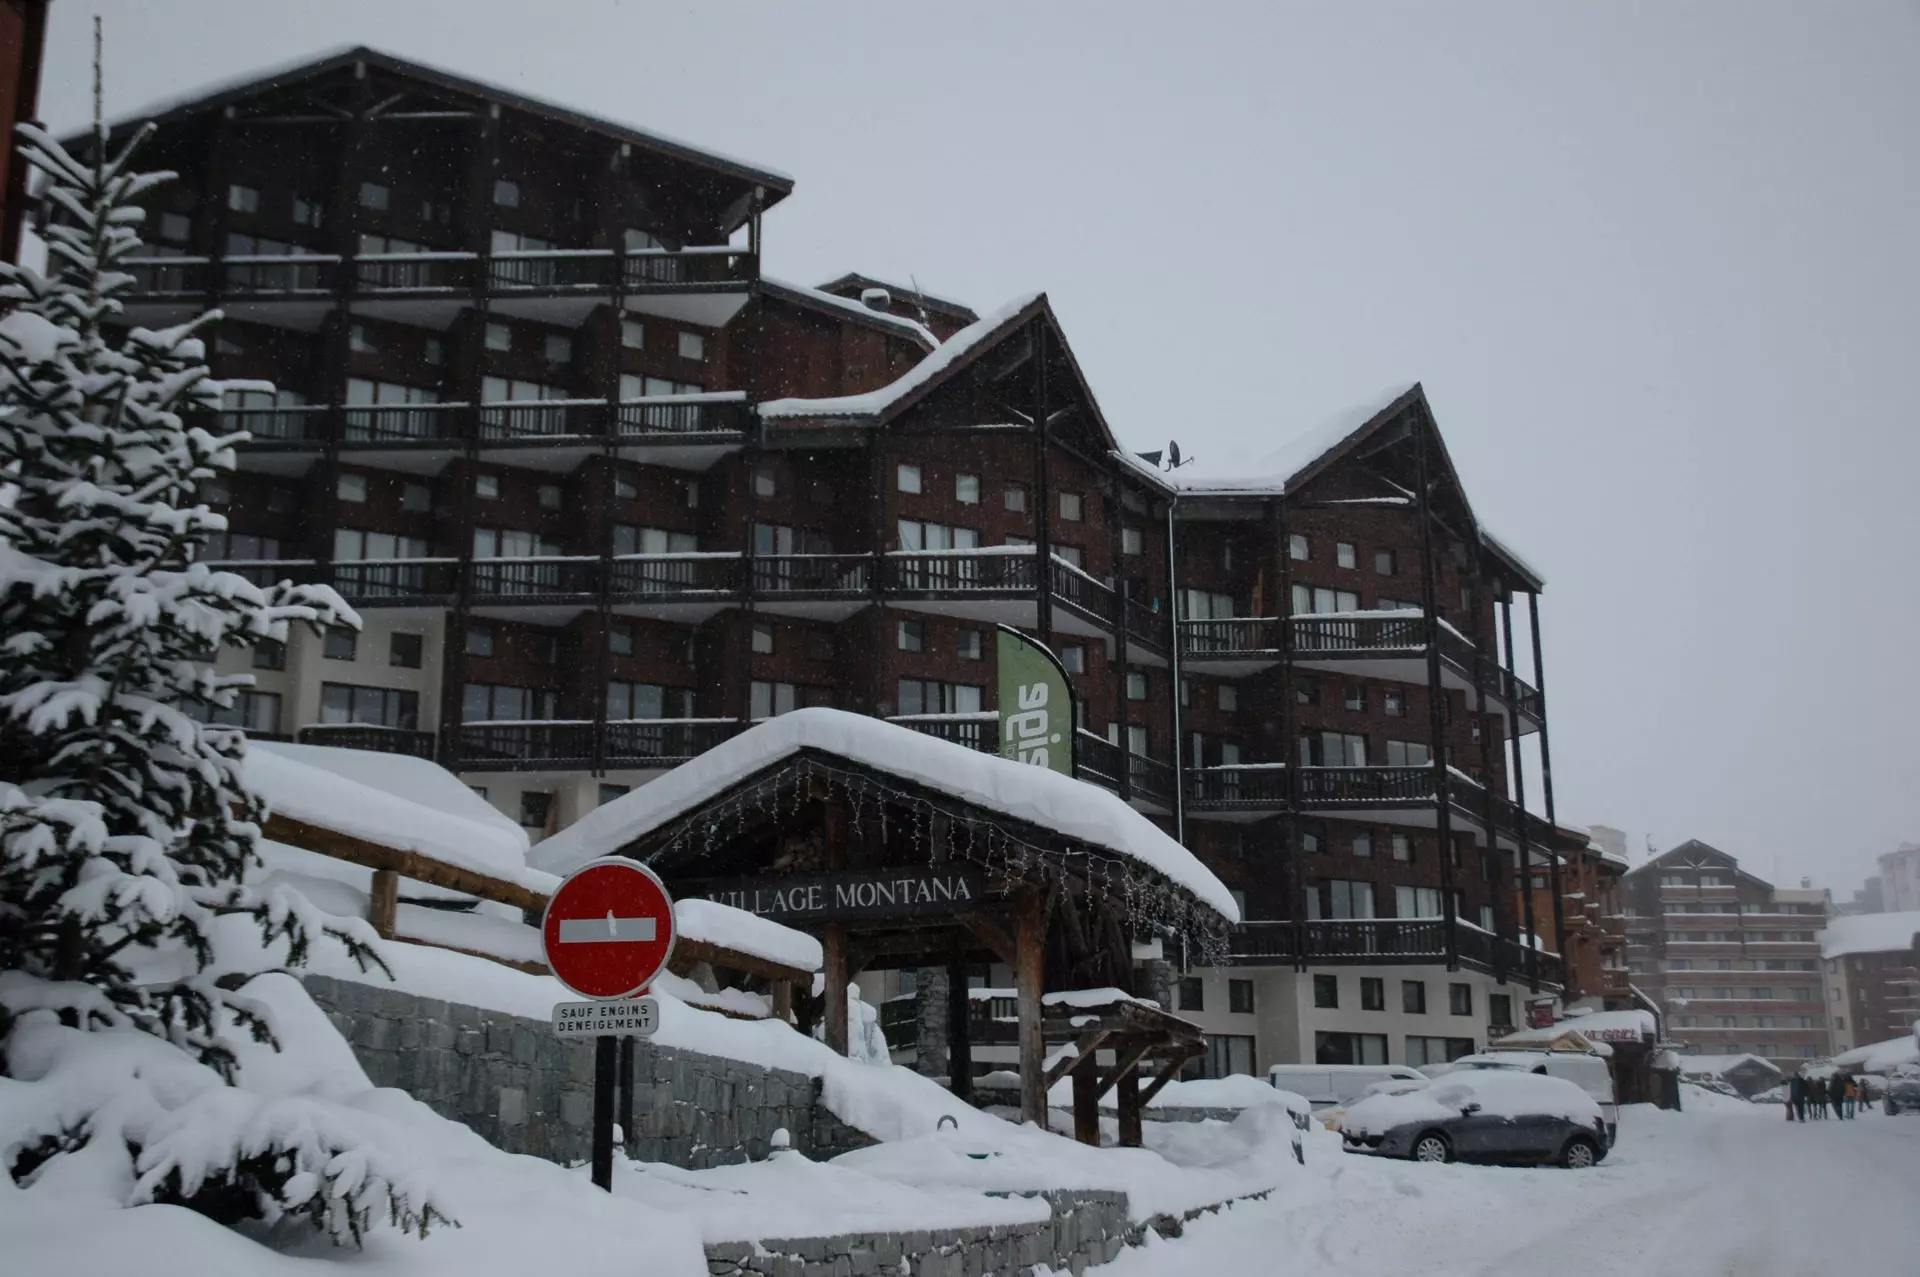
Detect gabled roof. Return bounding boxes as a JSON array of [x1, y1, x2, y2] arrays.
[[759, 277, 939, 352], [1622, 839, 1772, 889], [69, 45, 794, 204], [815, 273, 979, 326]]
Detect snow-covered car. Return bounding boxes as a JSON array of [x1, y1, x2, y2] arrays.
[[1338, 1071, 1609, 1169], [1443, 1050, 1620, 1145], [1884, 1069, 1920, 1115]]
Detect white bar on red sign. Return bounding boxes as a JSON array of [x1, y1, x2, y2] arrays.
[[550, 996, 660, 1038]]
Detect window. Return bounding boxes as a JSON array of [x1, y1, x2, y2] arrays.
[[897, 619, 924, 652], [389, 632, 423, 669], [1304, 731, 1367, 766], [514, 791, 552, 830], [537, 483, 563, 510], [465, 625, 495, 657], [895, 679, 981, 716], [1405, 1037, 1476, 1067], [1384, 689, 1405, 717], [1003, 484, 1028, 512], [337, 472, 368, 503], [1054, 544, 1084, 570], [1121, 526, 1144, 556], [401, 482, 432, 512], [1296, 677, 1319, 707], [1315, 1032, 1388, 1066], [957, 629, 983, 661], [1228, 979, 1254, 1015], [357, 181, 389, 210], [1352, 832, 1373, 858], [324, 629, 357, 661], [677, 331, 707, 362], [1402, 981, 1427, 1014], [1289, 533, 1309, 561], [1178, 977, 1204, 1012], [1061, 645, 1086, 674], [1292, 584, 1360, 614], [955, 473, 980, 504], [1489, 993, 1513, 1028], [754, 469, 776, 497], [1385, 740, 1432, 767], [484, 321, 512, 352], [1392, 833, 1412, 862], [319, 683, 418, 730], [1374, 549, 1397, 576], [1326, 880, 1375, 919], [619, 318, 648, 350], [1313, 974, 1339, 1008], [1337, 542, 1357, 569], [1217, 683, 1238, 712], [896, 463, 922, 494], [464, 683, 560, 722], [492, 179, 520, 207], [1344, 685, 1365, 711], [1397, 886, 1443, 919], [1449, 983, 1473, 1016], [608, 626, 633, 656], [749, 681, 794, 719], [250, 639, 286, 671], [1480, 904, 1496, 931], [187, 689, 281, 734], [158, 210, 193, 242], [1059, 492, 1083, 521], [227, 183, 259, 213], [1202, 1035, 1256, 1080], [543, 334, 572, 365], [1360, 977, 1385, 1011], [609, 469, 640, 500], [606, 681, 694, 720], [1126, 671, 1148, 700], [474, 473, 500, 500], [751, 624, 774, 655]]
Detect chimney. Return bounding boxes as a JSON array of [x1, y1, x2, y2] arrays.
[[860, 287, 891, 312]]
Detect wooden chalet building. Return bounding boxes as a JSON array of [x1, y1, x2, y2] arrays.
[[83, 47, 1589, 1079]]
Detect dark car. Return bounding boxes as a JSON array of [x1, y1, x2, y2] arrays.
[[1339, 1072, 1610, 1169], [1885, 1069, 1920, 1115]]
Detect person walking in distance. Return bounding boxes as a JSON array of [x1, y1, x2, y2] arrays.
[[1787, 1073, 1806, 1121], [1810, 1074, 1828, 1119], [1840, 1075, 1856, 1119]]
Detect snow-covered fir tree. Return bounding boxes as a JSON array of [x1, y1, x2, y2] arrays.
[[0, 122, 452, 1243]]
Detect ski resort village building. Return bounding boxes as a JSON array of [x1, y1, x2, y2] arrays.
[[1620, 842, 1835, 1069], [85, 47, 1601, 1080]]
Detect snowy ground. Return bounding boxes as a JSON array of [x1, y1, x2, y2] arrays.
[[1104, 1091, 1920, 1277]]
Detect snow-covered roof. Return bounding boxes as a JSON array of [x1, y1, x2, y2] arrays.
[[1169, 385, 1418, 497], [530, 708, 1237, 922], [1554, 1009, 1658, 1040], [1832, 1033, 1919, 1074], [243, 741, 556, 894], [815, 273, 980, 325], [760, 277, 939, 350], [759, 293, 1043, 423], [675, 898, 822, 974], [71, 45, 794, 195], [1673, 1053, 1781, 1078], [1820, 910, 1920, 959]]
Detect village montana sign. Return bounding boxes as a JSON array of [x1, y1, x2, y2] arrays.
[[682, 868, 995, 924]]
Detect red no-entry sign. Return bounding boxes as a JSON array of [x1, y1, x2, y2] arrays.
[[541, 859, 677, 1000]]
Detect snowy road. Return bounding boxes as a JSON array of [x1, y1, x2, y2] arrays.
[[1110, 1101, 1920, 1277]]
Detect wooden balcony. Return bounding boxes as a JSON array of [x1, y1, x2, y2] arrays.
[[294, 723, 436, 759], [882, 548, 1037, 597], [454, 720, 596, 770], [609, 553, 743, 601], [1229, 918, 1564, 984], [341, 402, 467, 448], [328, 558, 460, 606], [477, 399, 607, 443], [603, 718, 742, 768], [753, 554, 872, 598], [615, 392, 751, 439], [465, 556, 601, 605]]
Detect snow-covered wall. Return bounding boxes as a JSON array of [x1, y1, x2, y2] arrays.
[[302, 975, 872, 1168]]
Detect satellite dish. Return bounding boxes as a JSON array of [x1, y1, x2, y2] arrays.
[[1168, 441, 1182, 468]]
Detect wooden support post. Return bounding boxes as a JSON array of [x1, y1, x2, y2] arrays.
[[368, 868, 399, 939], [1016, 890, 1048, 1128], [948, 955, 972, 1101], [1116, 1062, 1143, 1148], [1137, 1051, 1192, 1108], [1072, 1055, 1101, 1146], [771, 979, 792, 1024], [823, 923, 850, 1056]]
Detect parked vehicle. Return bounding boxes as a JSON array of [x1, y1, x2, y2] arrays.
[[1339, 1071, 1609, 1169], [1268, 1063, 1429, 1111], [1884, 1068, 1920, 1115], [1444, 1050, 1620, 1145]]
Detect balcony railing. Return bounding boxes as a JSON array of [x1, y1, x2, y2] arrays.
[[616, 392, 751, 437], [754, 554, 871, 596], [884, 547, 1036, 594], [354, 251, 475, 292], [456, 719, 595, 768], [201, 558, 315, 588], [1123, 597, 1169, 656], [1291, 609, 1429, 654], [610, 552, 742, 597], [123, 256, 210, 295], [222, 254, 339, 294], [1049, 556, 1115, 624], [888, 713, 999, 753], [466, 556, 600, 601], [488, 249, 613, 292], [1073, 730, 1126, 791], [216, 404, 331, 444], [1186, 763, 1290, 808], [1127, 751, 1177, 808], [342, 401, 466, 446], [622, 246, 756, 290], [1229, 918, 1563, 983], [604, 718, 741, 766], [328, 558, 459, 604], [1296, 764, 1438, 805], [294, 723, 436, 759], [479, 399, 606, 442], [1178, 617, 1280, 659]]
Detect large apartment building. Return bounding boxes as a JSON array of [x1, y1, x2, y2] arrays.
[[1822, 912, 1920, 1053], [1621, 842, 1832, 1069], [83, 47, 1588, 1079]]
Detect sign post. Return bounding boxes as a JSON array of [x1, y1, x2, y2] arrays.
[[541, 858, 677, 1191]]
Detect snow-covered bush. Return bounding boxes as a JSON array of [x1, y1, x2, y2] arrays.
[[0, 121, 451, 1244]]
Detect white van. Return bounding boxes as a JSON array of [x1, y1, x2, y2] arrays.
[[1447, 1051, 1620, 1144], [1268, 1063, 1429, 1110]]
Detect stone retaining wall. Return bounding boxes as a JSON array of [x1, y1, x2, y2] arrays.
[[303, 974, 871, 1168]]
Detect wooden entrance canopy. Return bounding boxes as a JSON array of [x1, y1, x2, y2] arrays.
[[533, 712, 1234, 1136]]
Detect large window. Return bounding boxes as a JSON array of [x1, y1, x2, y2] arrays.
[[473, 528, 561, 558], [462, 684, 559, 722], [897, 519, 980, 552], [1405, 1037, 1476, 1067], [606, 682, 695, 720], [896, 679, 982, 716], [613, 525, 697, 556], [1314, 1032, 1388, 1066], [320, 682, 418, 729], [751, 681, 832, 719], [1396, 886, 1444, 919], [187, 690, 281, 734], [1179, 589, 1238, 620], [1303, 731, 1368, 767], [334, 529, 430, 561], [345, 378, 440, 441], [1310, 880, 1375, 920], [1202, 1034, 1255, 1079], [1385, 739, 1433, 767], [1292, 584, 1360, 615]]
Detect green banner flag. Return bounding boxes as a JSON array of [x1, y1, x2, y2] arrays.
[[996, 625, 1076, 776]]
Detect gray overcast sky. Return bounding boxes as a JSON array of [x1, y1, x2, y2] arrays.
[[38, 1, 1920, 893]]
